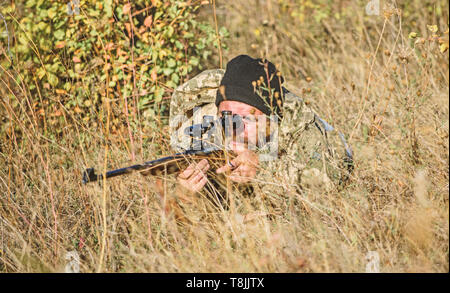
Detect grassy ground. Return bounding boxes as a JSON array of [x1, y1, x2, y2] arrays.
[[0, 0, 448, 272]]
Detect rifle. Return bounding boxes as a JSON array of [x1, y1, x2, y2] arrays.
[[82, 111, 243, 184]]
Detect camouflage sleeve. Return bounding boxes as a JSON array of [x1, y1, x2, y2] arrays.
[[169, 69, 224, 151], [256, 90, 353, 196]]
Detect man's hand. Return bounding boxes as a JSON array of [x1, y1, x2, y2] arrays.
[[177, 159, 210, 194], [216, 150, 259, 183]]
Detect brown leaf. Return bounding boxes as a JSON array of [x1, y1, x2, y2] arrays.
[[144, 15, 153, 27], [124, 23, 131, 37], [73, 106, 83, 114], [51, 110, 62, 117], [55, 41, 66, 49], [73, 56, 81, 63], [151, 69, 157, 81]]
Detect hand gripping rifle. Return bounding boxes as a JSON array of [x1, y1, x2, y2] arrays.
[[82, 111, 243, 184]]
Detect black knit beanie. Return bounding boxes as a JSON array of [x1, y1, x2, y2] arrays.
[[215, 55, 284, 118]]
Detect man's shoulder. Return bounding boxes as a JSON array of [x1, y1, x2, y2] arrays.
[[279, 90, 315, 134], [276, 89, 354, 187], [170, 69, 224, 119], [176, 69, 225, 93], [169, 69, 224, 151]]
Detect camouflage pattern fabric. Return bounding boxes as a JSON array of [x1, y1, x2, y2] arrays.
[[170, 69, 225, 119], [169, 69, 353, 198], [170, 69, 224, 151], [257, 90, 353, 198]]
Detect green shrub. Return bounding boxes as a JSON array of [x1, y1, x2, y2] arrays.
[[0, 0, 228, 132]]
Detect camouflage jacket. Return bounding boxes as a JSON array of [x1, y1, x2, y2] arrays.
[[169, 69, 353, 200]]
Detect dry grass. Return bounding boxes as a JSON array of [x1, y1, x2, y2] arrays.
[[0, 0, 448, 272]]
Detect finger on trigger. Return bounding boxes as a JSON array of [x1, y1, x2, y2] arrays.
[[216, 159, 238, 174]]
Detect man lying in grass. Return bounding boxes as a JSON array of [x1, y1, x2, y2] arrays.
[[167, 55, 353, 216]]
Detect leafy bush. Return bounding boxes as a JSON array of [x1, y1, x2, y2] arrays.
[[0, 0, 227, 132]]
